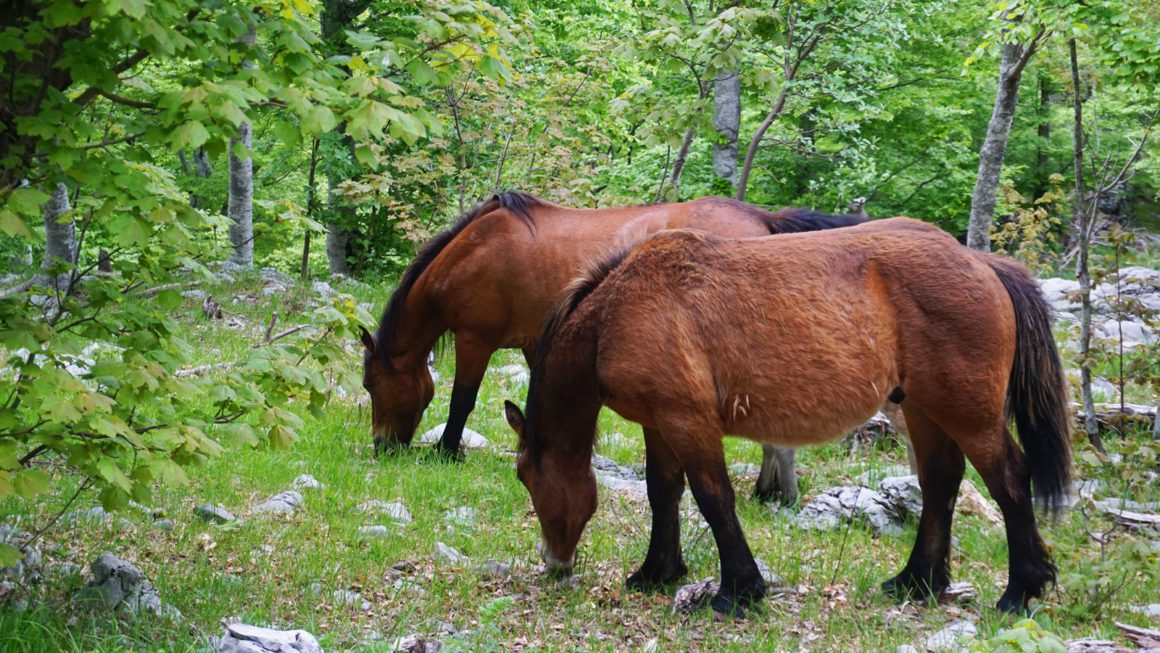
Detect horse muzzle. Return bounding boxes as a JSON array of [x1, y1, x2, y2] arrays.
[[538, 539, 573, 577]]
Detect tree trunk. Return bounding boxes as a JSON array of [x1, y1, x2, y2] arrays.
[[226, 119, 254, 267], [190, 147, 212, 209], [325, 186, 353, 275], [967, 40, 1035, 251], [712, 70, 741, 187], [1070, 37, 1103, 453], [736, 87, 789, 201], [666, 126, 696, 196], [301, 138, 319, 280], [36, 181, 74, 290], [226, 27, 255, 268]]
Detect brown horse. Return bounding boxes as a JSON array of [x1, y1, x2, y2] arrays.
[[505, 219, 1072, 615], [360, 192, 863, 471]]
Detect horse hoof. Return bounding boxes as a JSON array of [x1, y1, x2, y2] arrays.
[[996, 591, 1030, 614], [710, 593, 750, 619], [882, 572, 944, 602], [625, 561, 688, 591]]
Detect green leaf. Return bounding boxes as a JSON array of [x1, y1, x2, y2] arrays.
[[13, 469, 50, 498], [6, 188, 50, 217], [173, 121, 211, 150], [303, 105, 337, 133], [0, 209, 31, 238]]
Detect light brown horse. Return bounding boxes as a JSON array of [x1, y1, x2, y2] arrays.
[[505, 219, 1072, 615], [360, 192, 863, 472]]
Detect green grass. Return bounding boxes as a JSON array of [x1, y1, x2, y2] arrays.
[[1, 274, 1158, 652]]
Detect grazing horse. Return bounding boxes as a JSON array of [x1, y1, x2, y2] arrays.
[[360, 191, 864, 465], [505, 219, 1072, 615]]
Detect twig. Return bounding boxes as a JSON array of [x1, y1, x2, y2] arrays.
[[23, 478, 93, 552], [137, 280, 201, 297], [263, 312, 278, 344]]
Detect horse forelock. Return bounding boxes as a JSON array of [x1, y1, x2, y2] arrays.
[[374, 192, 543, 369]]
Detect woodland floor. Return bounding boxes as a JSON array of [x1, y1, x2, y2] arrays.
[[1, 272, 1158, 652]]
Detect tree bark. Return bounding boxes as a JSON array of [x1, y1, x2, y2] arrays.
[[36, 181, 74, 290], [226, 119, 254, 267], [1070, 37, 1103, 453], [325, 185, 353, 275], [967, 38, 1038, 251], [301, 138, 319, 280], [667, 126, 696, 196], [226, 27, 255, 268], [712, 70, 741, 187]]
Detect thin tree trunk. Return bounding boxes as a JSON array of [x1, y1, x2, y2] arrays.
[[36, 181, 74, 290], [190, 147, 212, 209], [226, 27, 255, 268], [667, 126, 696, 195], [226, 120, 254, 267], [967, 37, 1039, 251], [1070, 37, 1103, 453], [736, 87, 789, 201], [712, 70, 741, 188], [301, 138, 319, 280], [325, 186, 353, 275]]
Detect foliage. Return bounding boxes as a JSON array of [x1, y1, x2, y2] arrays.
[[970, 619, 1067, 653]]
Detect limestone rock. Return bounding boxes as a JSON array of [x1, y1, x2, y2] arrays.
[[925, 620, 977, 651], [358, 525, 391, 538], [195, 504, 236, 524], [291, 475, 324, 491], [0, 525, 42, 599], [796, 486, 904, 536], [417, 424, 489, 450], [434, 542, 466, 566], [217, 623, 323, 653], [76, 553, 181, 620], [253, 491, 304, 515], [332, 589, 370, 610], [358, 500, 412, 525]]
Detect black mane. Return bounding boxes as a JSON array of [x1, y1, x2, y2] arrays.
[[375, 192, 542, 367], [522, 245, 633, 458]]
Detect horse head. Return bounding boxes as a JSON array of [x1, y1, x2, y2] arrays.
[[505, 400, 596, 576], [360, 327, 435, 453]]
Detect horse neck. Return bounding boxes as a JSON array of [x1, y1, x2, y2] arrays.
[[384, 289, 445, 366], [534, 313, 603, 462]]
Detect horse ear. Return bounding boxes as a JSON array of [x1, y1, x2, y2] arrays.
[[359, 326, 376, 353], [503, 400, 525, 442]]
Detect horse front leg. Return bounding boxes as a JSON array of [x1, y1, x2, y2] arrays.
[[672, 428, 765, 616], [626, 428, 688, 590], [438, 338, 493, 458], [754, 445, 798, 505]]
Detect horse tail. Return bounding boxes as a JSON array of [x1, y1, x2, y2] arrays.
[[762, 208, 867, 235], [985, 256, 1073, 514]]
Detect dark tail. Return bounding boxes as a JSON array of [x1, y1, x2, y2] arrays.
[[763, 208, 868, 235], [986, 256, 1073, 514]]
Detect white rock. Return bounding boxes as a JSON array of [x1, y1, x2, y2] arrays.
[[357, 500, 412, 525], [795, 486, 904, 536], [434, 542, 466, 565], [194, 504, 236, 524], [729, 463, 759, 476], [897, 646, 919, 653], [332, 589, 370, 610], [358, 525, 390, 538], [417, 424, 489, 450], [291, 475, 324, 491], [925, 620, 977, 651], [253, 491, 304, 515], [217, 623, 322, 653], [754, 557, 783, 586], [1129, 603, 1160, 619], [443, 507, 476, 526], [596, 474, 647, 496]]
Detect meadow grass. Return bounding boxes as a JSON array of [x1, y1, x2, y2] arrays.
[[1, 273, 1157, 652]]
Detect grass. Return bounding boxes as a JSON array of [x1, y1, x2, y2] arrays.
[[1, 272, 1158, 652]]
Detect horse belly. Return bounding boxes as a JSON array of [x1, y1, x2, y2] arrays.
[[716, 290, 898, 447]]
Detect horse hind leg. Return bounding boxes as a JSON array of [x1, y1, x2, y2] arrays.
[[882, 405, 964, 602], [754, 445, 798, 505], [956, 425, 1056, 612], [626, 428, 688, 590]]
